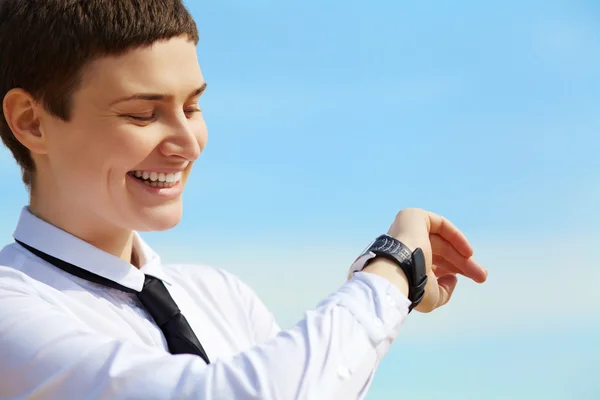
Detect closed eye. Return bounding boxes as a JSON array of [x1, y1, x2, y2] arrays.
[[121, 107, 200, 122], [123, 114, 156, 122]]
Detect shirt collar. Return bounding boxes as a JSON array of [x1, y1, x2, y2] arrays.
[[13, 207, 171, 292]]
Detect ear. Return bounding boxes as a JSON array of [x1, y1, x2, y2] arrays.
[[2, 88, 48, 155]]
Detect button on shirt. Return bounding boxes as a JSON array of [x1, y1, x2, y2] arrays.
[[0, 208, 412, 400]]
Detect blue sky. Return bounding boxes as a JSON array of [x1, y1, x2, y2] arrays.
[[1, 0, 599, 398]]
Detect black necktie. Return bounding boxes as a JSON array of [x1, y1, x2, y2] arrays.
[[15, 240, 210, 364]]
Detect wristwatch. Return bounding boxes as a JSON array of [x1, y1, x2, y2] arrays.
[[349, 234, 428, 312]]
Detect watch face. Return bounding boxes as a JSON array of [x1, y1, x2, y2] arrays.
[[372, 235, 412, 262]]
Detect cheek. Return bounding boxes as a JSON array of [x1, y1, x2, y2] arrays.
[[48, 125, 139, 185], [45, 127, 101, 180], [84, 124, 156, 167]]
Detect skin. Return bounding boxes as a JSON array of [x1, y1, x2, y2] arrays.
[[3, 36, 486, 312], [368, 208, 488, 312], [4, 36, 207, 264]]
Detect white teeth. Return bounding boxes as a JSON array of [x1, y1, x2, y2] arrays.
[[142, 180, 175, 188], [130, 170, 183, 186]]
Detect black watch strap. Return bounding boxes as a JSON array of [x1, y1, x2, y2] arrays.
[[366, 235, 428, 312]]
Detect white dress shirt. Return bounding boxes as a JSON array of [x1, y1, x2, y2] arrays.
[[0, 207, 411, 400]]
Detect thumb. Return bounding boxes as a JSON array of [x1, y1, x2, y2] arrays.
[[436, 274, 458, 308]]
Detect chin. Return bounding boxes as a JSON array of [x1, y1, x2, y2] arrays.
[[132, 205, 183, 232]]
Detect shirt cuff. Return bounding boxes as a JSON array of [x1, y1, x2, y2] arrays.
[[318, 272, 412, 344]]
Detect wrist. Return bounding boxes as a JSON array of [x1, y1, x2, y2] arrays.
[[362, 258, 410, 297]]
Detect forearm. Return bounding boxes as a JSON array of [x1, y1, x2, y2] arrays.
[[1, 272, 411, 400], [362, 258, 410, 297]]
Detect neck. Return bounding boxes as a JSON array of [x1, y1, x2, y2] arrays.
[[29, 193, 137, 267]]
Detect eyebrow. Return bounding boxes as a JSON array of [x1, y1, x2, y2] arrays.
[[110, 82, 207, 105]]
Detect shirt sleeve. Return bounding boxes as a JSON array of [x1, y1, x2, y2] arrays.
[[0, 268, 411, 400], [228, 271, 282, 343]]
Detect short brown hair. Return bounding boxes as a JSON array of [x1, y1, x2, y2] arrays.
[[0, 0, 199, 188]]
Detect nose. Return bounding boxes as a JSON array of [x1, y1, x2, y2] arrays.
[[159, 116, 207, 161]]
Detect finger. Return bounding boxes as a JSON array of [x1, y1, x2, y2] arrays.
[[436, 274, 458, 308], [430, 234, 487, 283], [426, 211, 473, 258], [415, 271, 457, 313], [432, 255, 460, 277]]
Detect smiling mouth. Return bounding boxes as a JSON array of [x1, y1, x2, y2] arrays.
[[128, 170, 183, 188]]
